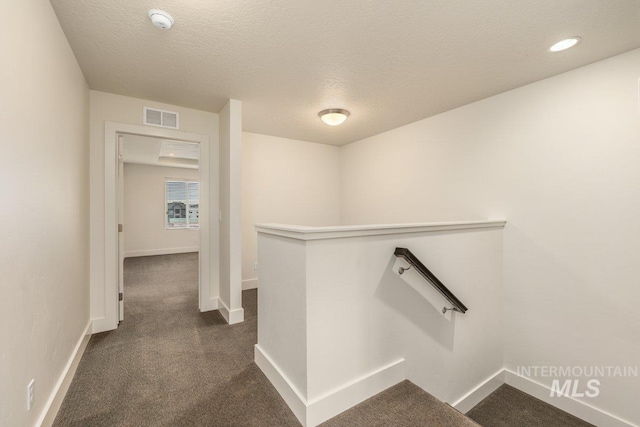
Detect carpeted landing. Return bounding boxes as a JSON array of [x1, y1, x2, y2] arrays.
[[466, 384, 594, 427], [54, 253, 592, 427], [320, 381, 479, 427]]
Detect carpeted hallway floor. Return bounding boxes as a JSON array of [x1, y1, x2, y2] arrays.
[[54, 253, 300, 427], [54, 253, 593, 427]]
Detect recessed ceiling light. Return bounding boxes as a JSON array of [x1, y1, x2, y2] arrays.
[[549, 37, 581, 52], [148, 9, 174, 30], [169, 153, 175, 157], [319, 109, 350, 126]]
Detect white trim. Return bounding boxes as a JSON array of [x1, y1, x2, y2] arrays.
[[252, 356, 635, 427], [451, 369, 637, 426], [452, 369, 506, 414], [254, 345, 308, 424], [255, 345, 405, 427], [37, 321, 92, 427], [218, 298, 245, 325], [218, 300, 228, 322], [255, 220, 507, 241], [91, 317, 112, 334], [200, 297, 219, 312], [504, 369, 638, 427], [451, 368, 637, 426], [124, 247, 199, 258], [103, 122, 218, 330], [242, 278, 258, 290], [306, 358, 406, 426]]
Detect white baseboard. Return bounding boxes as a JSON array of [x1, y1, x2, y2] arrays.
[[38, 320, 92, 427], [452, 369, 506, 414], [90, 316, 116, 334], [255, 345, 308, 424], [255, 344, 405, 427], [124, 247, 199, 258], [504, 369, 638, 427], [200, 297, 219, 312], [306, 358, 406, 426], [446, 368, 637, 427], [218, 298, 245, 325], [242, 278, 258, 290]]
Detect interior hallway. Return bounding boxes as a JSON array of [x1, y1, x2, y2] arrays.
[[53, 253, 299, 426], [54, 254, 593, 427]]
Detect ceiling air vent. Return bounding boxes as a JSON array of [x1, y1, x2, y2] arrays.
[[143, 107, 179, 129]]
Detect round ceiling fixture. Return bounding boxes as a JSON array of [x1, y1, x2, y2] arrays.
[[148, 9, 174, 30], [549, 37, 581, 52], [318, 109, 350, 126]]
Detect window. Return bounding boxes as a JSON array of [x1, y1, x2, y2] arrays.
[[166, 180, 199, 229]]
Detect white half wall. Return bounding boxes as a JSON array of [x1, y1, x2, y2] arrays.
[[0, 1, 90, 426], [256, 221, 505, 426], [304, 225, 504, 406], [123, 164, 199, 257], [241, 132, 341, 287], [219, 99, 244, 324], [339, 48, 640, 424]]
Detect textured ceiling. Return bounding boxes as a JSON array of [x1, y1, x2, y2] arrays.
[[51, 0, 640, 146]]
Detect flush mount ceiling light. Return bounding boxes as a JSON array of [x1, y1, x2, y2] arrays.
[[318, 109, 350, 126], [549, 37, 581, 52], [148, 9, 174, 30]]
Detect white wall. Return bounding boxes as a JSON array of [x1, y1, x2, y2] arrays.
[[306, 228, 504, 402], [256, 235, 309, 398], [219, 100, 244, 323], [340, 49, 640, 424], [124, 164, 199, 257], [241, 133, 341, 288], [90, 91, 219, 332], [0, 1, 90, 426]]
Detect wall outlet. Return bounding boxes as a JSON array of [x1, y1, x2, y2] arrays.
[[254, 262, 259, 271], [27, 379, 35, 411]]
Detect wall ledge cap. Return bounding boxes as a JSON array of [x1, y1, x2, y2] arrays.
[[255, 220, 506, 241]]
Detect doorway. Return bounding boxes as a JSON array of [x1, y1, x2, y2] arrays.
[[118, 134, 202, 321], [103, 122, 218, 331]]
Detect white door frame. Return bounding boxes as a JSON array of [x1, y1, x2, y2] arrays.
[[117, 135, 125, 321], [104, 121, 219, 330]]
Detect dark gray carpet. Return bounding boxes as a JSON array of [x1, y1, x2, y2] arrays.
[[466, 384, 594, 427], [321, 380, 480, 427], [53, 253, 300, 427]]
